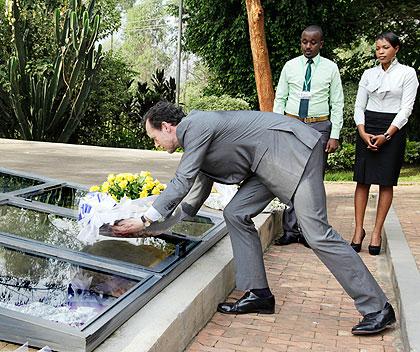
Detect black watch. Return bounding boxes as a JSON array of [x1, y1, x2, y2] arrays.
[[383, 132, 391, 141]]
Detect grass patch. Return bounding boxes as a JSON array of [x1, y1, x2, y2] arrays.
[[325, 165, 420, 183], [324, 170, 353, 182]]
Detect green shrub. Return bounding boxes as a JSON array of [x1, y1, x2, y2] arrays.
[[73, 60, 176, 150], [186, 94, 250, 112], [405, 140, 420, 165], [326, 139, 420, 171], [340, 81, 358, 144], [327, 143, 355, 171], [72, 53, 136, 147]]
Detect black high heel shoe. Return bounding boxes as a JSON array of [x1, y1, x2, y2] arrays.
[[351, 229, 366, 253], [368, 239, 382, 255]]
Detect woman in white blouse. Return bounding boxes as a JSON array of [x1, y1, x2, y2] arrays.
[[350, 31, 419, 255]]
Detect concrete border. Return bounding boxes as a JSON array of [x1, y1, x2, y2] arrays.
[[384, 205, 420, 352]]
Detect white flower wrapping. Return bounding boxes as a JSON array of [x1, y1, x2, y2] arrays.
[[77, 192, 183, 244]]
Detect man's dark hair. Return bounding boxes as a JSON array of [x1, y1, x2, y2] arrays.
[[375, 31, 401, 49], [143, 101, 186, 129], [303, 25, 324, 40]]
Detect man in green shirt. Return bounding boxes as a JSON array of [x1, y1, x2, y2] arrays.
[[273, 25, 344, 247]]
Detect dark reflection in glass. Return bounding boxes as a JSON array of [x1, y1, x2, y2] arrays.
[[170, 215, 215, 237], [0, 172, 42, 193], [19, 186, 87, 209], [84, 240, 173, 267], [0, 246, 138, 328], [0, 205, 175, 268]]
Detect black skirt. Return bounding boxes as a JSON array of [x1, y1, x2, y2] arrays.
[[353, 110, 406, 186]]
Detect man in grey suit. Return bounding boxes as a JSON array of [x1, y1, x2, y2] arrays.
[[113, 101, 395, 335]]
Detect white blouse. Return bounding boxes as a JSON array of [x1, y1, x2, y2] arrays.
[[354, 59, 419, 129]]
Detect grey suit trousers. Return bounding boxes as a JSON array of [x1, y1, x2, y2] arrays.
[[283, 120, 331, 236], [224, 139, 387, 315], [223, 176, 275, 290]]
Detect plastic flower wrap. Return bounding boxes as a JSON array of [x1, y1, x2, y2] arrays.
[[89, 171, 166, 202], [77, 171, 167, 244]]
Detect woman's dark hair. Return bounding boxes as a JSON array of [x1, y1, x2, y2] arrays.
[[375, 31, 401, 49], [143, 101, 186, 129]]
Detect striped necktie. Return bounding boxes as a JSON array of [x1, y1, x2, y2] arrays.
[[298, 58, 314, 118]]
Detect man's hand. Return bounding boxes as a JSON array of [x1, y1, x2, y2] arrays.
[[112, 218, 145, 237], [325, 138, 340, 153]]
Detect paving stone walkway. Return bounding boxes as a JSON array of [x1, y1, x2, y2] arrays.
[[186, 183, 410, 352]]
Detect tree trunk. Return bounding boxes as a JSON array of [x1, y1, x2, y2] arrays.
[[245, 0, 274, 112]]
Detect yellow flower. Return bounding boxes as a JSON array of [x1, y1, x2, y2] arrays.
[[107, 174, 116, 183], [90, 170, 161, 202], [126, 174, 135, 182], [151, 187, 161, 195], [148, 181, 157, 191], [115, 174, 124, 182], [119, 180, 128, 190], [102, 181, 110, 193]]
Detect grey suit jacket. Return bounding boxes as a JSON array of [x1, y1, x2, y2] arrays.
[[152, 110, 321, 218]]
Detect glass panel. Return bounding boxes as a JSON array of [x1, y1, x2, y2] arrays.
[[0, 172, 42, 193], [170, 215, 215, 237], [0, 246, 138, 328], [0, 205, 176, 268], [19, 186, 87, 209]]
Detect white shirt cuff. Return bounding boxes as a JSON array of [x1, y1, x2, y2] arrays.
[[144, 206, 164, 222]]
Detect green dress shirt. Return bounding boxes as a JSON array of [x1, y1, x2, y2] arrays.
[[273, 54, 344, 139]]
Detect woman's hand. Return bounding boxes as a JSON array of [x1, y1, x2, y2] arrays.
[[370, 134, 387, 149], [359, 131, 378, 150]]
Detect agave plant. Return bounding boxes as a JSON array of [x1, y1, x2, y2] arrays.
[[1, 0, 103, 142]]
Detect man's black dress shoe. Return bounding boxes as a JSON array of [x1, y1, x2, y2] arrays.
[[274, 233, 310, 248], [217, 291, 275, 315], [352, 302, 396, 335]]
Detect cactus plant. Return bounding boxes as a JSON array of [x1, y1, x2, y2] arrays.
[[3, 0, 103, 142]]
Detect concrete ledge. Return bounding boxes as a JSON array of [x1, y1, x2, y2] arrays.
[[384, 206, 420, 352], [95, 211, 281, 352]]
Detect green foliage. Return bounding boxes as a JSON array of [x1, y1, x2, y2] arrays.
[[95, 0, 122, 38], [0, 0, 103, 142], [340, 82, 358, 144], [182, 0, 420, 141], [325, 165, 420, 183], [74, 67, 177, 149], [73, 52, 136, 147], [186, 94, 250, 112], [183, 0, 377, 108], [127, 68, 177, 149], [117, 0, 174, 82], [324, 170, 353, 182], [326, 139, 420, 173], [327, 143, 356, 171], [405, 140, 420, 165]]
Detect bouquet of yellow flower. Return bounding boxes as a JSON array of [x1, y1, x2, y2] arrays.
[[89, 171, 166, 202], [77, 171, 167, 244]]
